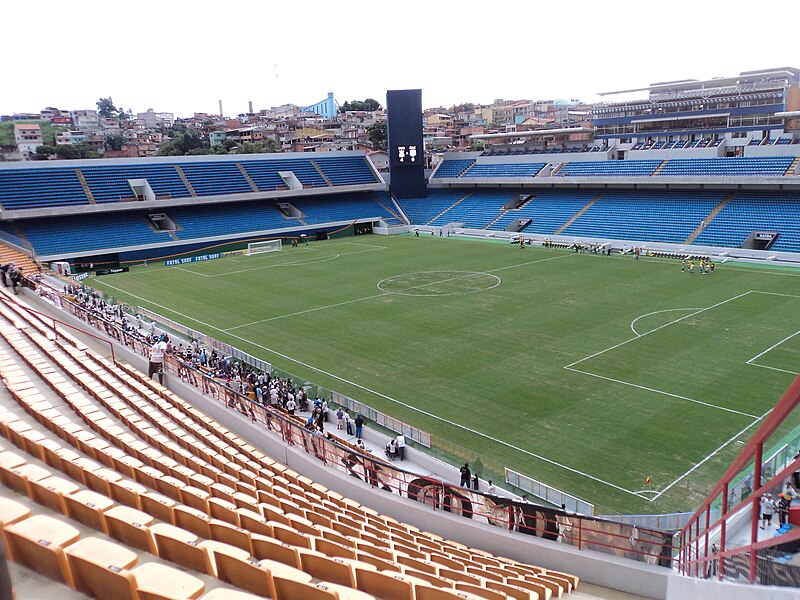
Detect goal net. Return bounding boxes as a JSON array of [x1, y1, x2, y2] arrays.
[[246, 239, 282, 256]]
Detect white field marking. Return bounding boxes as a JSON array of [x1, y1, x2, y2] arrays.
[[630, 308, 702, 337], [650, 409, 769, 502], [376, 271, 502, 297], [749, 363, 800, 375], [173, 266, 211, 278], [206, 246, 386, 278], [341, 241, 389, 250], [93, 273, 646, 499], [751, 290, 800, 299], [743, 292, 800, 375], [746, 330, 800, 365], [227, 269, 506, 331], [565, 290, 754, 370], [564, 366, 759, 419], [227, 252, 573, 331]]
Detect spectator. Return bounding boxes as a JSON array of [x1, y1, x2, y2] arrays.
[[487, 480, 497, 494], [354, 414, 364, 439], [472, 474, 479, 490], [760, 493, 775, 530], [460, 463, 471, 487], [336, 407, 344, 430], [345, 410, 353, 436], [148, 335, 168, 384], [396, 434, 406, 461]]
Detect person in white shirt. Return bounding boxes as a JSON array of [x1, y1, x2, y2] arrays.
[[148, 336, 168, 383], [396, 434, 406, 461]]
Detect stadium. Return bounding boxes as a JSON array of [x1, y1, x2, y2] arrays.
[[0, 68, 799, 599]]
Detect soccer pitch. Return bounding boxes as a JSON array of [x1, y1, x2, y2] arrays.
[[88, 235, 800, 514]]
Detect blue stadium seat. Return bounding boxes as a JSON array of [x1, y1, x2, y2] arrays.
[[432, 159, 475, 178], [657, 156, 794, 177], [0, 168, 89, 209], [81, 164, 191, 202], [312, 156, 379, 185], [558, 160, 662, 177]]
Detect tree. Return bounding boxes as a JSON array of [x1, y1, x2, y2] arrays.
[[367, 121, 387, 150], [96, 97, 118, 119], [235, 140, 280, 155], [33, 145, 55, 160], [105, 134, 125, 151], [157, 130, 209, 156], [340, 98, 382, 113], [53, 142, 100, 160]]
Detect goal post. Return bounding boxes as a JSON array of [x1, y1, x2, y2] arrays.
[[246, 239, 282, 256]]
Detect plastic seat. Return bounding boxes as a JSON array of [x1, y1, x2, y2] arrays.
[[0, 497, 31, 527], [64, 489, 116, 532], [28, 474, 80, 513], [355, 568, 414, 600], [173, 505, 212, 539], [209, 519, 252, 553], [197, 540, 250, 578], [103, 505, 156, 553], [215, 554, 312, 599], [4, 514, 80, 585], [250, 533, 302, 568], [2, 462, 52, 496], [453, 583, 508, 600], [299, 549, 357, 587], [132, 561, 206, 600]]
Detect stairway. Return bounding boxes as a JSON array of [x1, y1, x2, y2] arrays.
[[310, 160, 333, 186], [74, 170, 96, 204], [236, 163, 259, 192], [372, 195, 404, 223], [684, 192, 735, 244], [652, 159, 669, 175], [785, 157, 800, 176], [174, 166, 197, 197], [484, 194, 536, 229], [0, 243, 40, 276], [554, 192, 603, 235], [425, 192, 473, 226]]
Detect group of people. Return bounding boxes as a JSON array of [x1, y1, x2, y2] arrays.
[[760, 481, 797, 529], [384, 434, 406, 460], [681, 258, 715, 275], [0, 263, 24, 294]]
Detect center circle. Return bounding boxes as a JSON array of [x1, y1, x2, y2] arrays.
[[377, 270, 502, 297]]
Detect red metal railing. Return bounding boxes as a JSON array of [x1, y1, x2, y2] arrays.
[[678, 373, 800, 584]]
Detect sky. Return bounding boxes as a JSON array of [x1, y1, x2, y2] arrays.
[[4, 0, 798, 118]]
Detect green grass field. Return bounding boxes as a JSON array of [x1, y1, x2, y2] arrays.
[[87, 235, 800, 514]]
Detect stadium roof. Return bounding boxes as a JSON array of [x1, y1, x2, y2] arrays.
[[470, 127, 594, 140]]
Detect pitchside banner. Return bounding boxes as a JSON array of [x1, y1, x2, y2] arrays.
[[165, 253, 221, 266]]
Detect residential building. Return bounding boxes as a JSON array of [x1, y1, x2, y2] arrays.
[[70, 109, 100, 131], [14, 123, 43, 158]]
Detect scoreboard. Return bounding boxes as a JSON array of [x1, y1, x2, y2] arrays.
[[387, 89, 426, 198]]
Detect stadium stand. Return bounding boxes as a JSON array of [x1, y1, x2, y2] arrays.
[[693, 191, 800, 252], [292, 193, 395, 225], [656, 156, 795, 177], [0, 168, 89, 209], [561, 190, 725, 243], [81, 164, 192, 202], [489, 189, 601, 234], [179, 163, 254, 197], [431, 159, 475, 178], [241, 158, 326, 190], [557, 160, 662, 177], [461, 162, 546, 178], [428, 191, 518, 228], [312, 156, 379, 186], [3, 212, 161, 256], [395, 190, 468, 225], [0, 287, 581, 600]]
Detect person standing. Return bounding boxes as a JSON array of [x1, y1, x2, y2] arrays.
[[760, 493, 775, 530], [459, 463, 471, 487], [148, 335, 168, 384], [396, 434, 406, 461], [354, 414, 364, 439], [286, 397, 296, 416], [345, 410, 353, 436]]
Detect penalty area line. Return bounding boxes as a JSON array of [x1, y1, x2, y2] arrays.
[[650, 409, 770, 502], [90, 277, 647, 501]]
